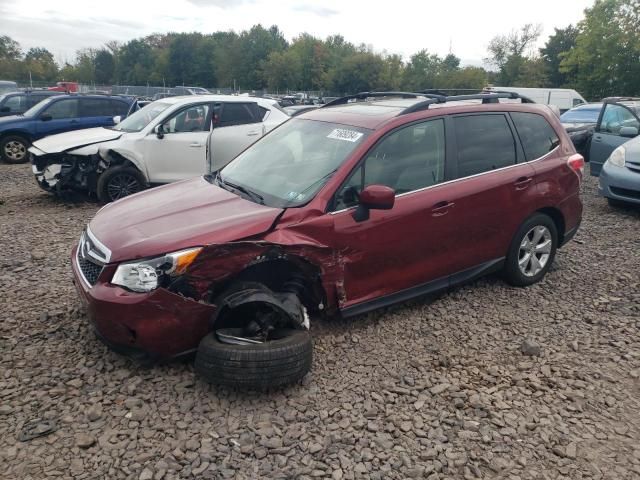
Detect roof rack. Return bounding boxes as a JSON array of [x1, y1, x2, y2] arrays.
[[400, 92, 534, 115], [322, 91, 423, 108], [322, 90, 534, 114], [602, 96, 640, 103]]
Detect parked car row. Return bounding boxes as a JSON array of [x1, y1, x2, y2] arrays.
[[30, 95, 289, 201]]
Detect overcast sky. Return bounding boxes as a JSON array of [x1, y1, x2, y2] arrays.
[[3, 0, 595, 66]]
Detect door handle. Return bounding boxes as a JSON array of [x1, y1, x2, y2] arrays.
[[247, 131, 260, 136], [514, 176, 533, 190], [431, 201, 455, 217], [593, 135, 602, 143], [189, 143, 203, 148]]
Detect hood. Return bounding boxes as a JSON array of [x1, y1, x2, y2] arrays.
[[32, 127, 123, 154], [562, 122, 596, 132], [0, 115, 28, 127], [89, 176, 284, 263], [621, 134, 640, 157]]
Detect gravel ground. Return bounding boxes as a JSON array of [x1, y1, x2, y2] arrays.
[[1, 163, 639, 480]]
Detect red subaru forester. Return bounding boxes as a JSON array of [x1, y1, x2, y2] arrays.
[[72, 92, 583, 388]]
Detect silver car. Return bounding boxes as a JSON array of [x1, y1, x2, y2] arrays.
[[599, 134, 640, 206]]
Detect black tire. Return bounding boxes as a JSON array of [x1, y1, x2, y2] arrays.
[[607, 197, 627, 208], [97, 165, 146, 203], [503, 213, 558, 287], [1, 135, 30, 164], [195, 328, 312, 389]]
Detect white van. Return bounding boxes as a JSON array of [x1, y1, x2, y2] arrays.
[[485, 86, 587, 113], [0, 80, 18, 95]]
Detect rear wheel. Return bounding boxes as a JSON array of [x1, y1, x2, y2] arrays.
[[1, 135, 30, 164], [503, 213, 558, 287], [97, 165, 146, 203]]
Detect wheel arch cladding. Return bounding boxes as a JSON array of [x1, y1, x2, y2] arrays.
[[537, 207, 565, 245], [183, 242, 344, 313]]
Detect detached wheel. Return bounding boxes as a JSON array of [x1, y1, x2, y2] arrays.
[[1, 135, 30, 164], [503, 213, 557, 287], [195, 328, 312, 389], [97, 165, 146, 203]]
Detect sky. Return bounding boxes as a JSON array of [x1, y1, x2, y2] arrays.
[[2, 0, 595, 67]]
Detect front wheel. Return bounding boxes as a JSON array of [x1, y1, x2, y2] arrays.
[[96, 165, 146, 203], [503, 213, 558, 287], [1, 135, 30, 164]]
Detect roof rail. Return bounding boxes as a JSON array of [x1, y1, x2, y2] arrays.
[[602, 96, 640, 103], [322, 91, 423, 108], [400, 92, 535, 115]]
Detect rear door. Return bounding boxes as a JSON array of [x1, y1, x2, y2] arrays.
[[77, 98, 122, 129], [590, 103, 640, 176], [207, 102, 265, 172], [143, 102, 213, 183], [443, 113, 537, 275]]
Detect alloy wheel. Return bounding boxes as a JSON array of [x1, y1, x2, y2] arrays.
[[4, 140, 27, 162], [518, 225, 552, 277], [107, 174, 141, 201]]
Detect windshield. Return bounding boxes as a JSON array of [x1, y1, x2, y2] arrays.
[[113, 101, 172, 132], [219, 119, 370, 208], [560, 106, 602, 124]]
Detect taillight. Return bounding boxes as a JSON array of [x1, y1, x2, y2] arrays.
[[567, 153, 585, 181]]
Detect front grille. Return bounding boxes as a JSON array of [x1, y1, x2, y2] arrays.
[[610, 186, 640, 200], [76, 228, 111, 287], [78, 255, 103, 286]]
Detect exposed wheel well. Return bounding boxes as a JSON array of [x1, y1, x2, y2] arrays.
[[537, 207, 566, 245], [209, 258, 326, 313]]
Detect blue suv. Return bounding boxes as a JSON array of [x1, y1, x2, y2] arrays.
[[0, 95, 137, 163]]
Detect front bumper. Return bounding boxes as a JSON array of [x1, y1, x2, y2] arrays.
[[71, 245, 216, 359], [598, 161, 640, 205]]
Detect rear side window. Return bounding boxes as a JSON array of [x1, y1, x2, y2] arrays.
[[4, 95, 23, 112], [80, 98, 115, 117], [220, 103, 258, 126], [453, 114, 516, 178], [110, 100, 130, 117], [511, 112, 560, 161]]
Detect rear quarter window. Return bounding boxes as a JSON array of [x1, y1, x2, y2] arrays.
[[511, 112, 560, 161]]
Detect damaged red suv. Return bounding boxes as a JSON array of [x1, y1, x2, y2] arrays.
[[72, 92, 583, 388]]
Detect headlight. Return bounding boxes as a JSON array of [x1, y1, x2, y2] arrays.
[[608, 146, 626, 168], [111, 247, 202, 293]]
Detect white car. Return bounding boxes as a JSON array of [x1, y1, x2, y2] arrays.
[[30, 95, 289, 202]]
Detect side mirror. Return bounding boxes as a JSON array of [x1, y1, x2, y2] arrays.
[[620, 126, 639, 138], [40, 114, 52, 122], [353, 184, 395, 222], [112, 115, 121, 125], [154, 124, 165, 139]]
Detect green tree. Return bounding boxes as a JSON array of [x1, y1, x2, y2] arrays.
[[94, 50, 115, 84], [561, 0, 640, 99], [540, 26, 578, 87], [486, 24, 544, 85], [402, 50, 443, 90], [0, 35, 23, 80], [117, 40, 153, 84], [331, 51, 385, 94]]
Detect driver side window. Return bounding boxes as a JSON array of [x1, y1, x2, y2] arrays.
[[334, 119, 446, 211], [600, 104, 640, 135], [162, 104, 211, 133], [43, 99, 78, 119]]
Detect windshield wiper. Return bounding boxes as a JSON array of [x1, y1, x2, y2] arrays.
[[216, 173, 264, 205]]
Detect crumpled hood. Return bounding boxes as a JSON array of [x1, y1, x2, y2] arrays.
[[31, 127, 122, 154], [89, 176, 284, 263], [562, 122, 596, 133]]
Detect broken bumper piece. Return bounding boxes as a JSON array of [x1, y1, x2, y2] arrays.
[[71, 245, 217, 359]]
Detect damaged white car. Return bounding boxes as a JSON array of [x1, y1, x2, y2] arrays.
[[30, 95, 289, 202]]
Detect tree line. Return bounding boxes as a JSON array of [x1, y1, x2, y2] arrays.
[[1, 0, 638, 100]]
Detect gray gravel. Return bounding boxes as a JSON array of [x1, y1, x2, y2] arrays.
[[1, 163, 640, 479]]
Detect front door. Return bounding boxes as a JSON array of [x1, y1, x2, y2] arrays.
[[321, 118, 456, 309], [144, 103, 212, 184], [590, 103, 640, 176], [36, 98, 80, 137]]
